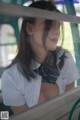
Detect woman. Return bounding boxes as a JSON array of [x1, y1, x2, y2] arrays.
[[1, 1, 79, 114]]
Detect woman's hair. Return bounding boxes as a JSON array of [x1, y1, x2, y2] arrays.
[[8, 0, 65, 80]]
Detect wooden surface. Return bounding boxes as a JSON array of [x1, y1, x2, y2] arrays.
[[10, 87, 80, 120]]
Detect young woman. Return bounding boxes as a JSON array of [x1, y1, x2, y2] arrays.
[[1, 1, 79, 114]]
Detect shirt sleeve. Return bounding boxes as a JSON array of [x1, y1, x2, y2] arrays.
[[1, 70, 25, 106], [62, 51, 80, 85]]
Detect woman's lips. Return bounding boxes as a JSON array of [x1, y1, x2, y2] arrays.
[[50, 38, 58, 44]]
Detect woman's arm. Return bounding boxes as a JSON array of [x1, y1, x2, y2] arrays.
[[11, 104, 29, 114], [65, 81, 75, 91]]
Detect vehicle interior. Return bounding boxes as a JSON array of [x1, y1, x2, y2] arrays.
[[0, 0, 80, 119]]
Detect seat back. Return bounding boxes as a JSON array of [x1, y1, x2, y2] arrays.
[[10, 87, 80, 120]]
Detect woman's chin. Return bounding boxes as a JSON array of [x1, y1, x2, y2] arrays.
[[48, 46, 57, 51]]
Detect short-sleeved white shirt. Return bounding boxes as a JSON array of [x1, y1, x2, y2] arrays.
[[1, 47, 80, 107]]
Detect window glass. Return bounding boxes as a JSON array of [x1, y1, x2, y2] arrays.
[[0, 25, 17, 90]]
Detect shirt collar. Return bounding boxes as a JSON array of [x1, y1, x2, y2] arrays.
[[56, 47, 65, 64], [30, 47, 65, 70], [30, 59, 41, 70]]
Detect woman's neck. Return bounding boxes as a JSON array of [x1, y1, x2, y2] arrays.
[[30, 38, 48, 63], [32, 46, 47, 63], [35, 51, 47, 63]]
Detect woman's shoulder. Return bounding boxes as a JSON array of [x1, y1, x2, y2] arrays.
[[1, 63, 23, 87], [57, 47, 80, 83], [2, 64, 19, 78], [1, 63, 29, 94]]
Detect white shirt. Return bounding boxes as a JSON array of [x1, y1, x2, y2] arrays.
[[1, 48, 80, 107]]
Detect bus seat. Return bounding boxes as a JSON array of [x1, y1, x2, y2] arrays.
[[0, 92, 13, 116]]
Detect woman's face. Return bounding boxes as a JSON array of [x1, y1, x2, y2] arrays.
[[27, 18, 60, 51], [45, 20, 60, 51]]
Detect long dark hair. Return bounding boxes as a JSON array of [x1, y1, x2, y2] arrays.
[[8, 1, 65, 80]]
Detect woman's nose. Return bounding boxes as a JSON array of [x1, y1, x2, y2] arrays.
[[52, 29, 60, 37], [54, 30, 60, 35]]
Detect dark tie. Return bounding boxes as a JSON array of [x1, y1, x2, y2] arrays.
[[34, 59, 60, 84]]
